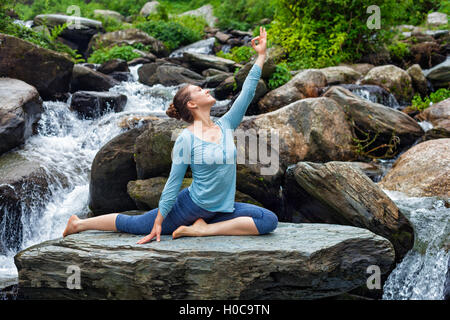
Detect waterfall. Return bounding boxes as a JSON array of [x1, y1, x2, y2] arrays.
[[0, 73, 181, 291], [381, 191, 450, 300]]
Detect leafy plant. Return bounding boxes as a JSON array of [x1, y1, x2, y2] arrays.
[[135, 19, 203, 51], [268, 62, 292, 90], [216, 46, 255, 64], [87, 45, 141, 64], [411, 88, 450, 111], [388, 41, 410, 61]]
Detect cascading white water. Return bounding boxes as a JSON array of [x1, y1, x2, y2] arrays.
[[381, 190, 449, 300], [0, 66, 188, 290]]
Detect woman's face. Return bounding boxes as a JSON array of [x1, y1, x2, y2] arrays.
[[188, 85, 216, 109]]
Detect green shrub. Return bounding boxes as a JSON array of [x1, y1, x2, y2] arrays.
[[269, 0, 406, 70], [135, 19, 203, 51], [388, 41, 410, 61], [214, 0, 276, 31], [216, 46, 255, 64], [268, 62, 292, 90], [87, 45, 141, 64], [411, 88, 450, 111]]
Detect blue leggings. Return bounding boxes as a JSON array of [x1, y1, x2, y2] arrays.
[[115, 188, 278, 235]]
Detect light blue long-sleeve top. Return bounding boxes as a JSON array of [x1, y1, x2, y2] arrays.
[[158, 63, 262, 219]]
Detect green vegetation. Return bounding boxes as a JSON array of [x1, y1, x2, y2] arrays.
[[411, 89, 450, 112], [3, 0, 448, 75], [87, 45, 141, 64], [267, 62, 292, 90], [135, 15, 207, 51], [216, 46, 255, 64], [388, 41, 411, 61]]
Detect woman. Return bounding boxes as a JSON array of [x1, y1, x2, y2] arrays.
[[63, 26, 278, 243]]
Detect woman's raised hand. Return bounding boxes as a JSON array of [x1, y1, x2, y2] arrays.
[[251, 26, 267, 56]]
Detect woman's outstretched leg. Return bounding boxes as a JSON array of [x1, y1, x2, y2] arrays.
[[63, 213, 118, 237]]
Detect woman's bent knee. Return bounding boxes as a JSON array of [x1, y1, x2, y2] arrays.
[[257, 209, 278, 234]]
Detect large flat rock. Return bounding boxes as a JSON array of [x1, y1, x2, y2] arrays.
[[14, 223, 395, 299]]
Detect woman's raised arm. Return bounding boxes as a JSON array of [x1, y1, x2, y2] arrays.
[[219, 27, 267, 130]]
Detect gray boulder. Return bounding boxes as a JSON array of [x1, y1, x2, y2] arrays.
[[138, 63, 205, 86], [70, 91, 127, 119], [0, 152, 67, 254], [257, 69, 327, 113], [178, 4, 218, 27], [34, 14, 103, 57], [361, 65, 414, 105], [70, 64, 119, 92], [0, 78, 43, 155], [182, 52, 237, 73], [0, 34, 74, 100], [424, 58, 450, 89], [139, 1, 160, 17], [323, 86, 424, 155], [88, 28, 168, 58], [14, 223, 395, 299], [283, 161, 414, 262]]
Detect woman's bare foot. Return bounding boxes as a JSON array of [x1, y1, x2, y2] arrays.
[[172, 218, 208, 239], [63, 215, 81, 237]]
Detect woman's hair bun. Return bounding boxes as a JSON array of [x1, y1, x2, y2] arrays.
[[166, 102, 181, 120]]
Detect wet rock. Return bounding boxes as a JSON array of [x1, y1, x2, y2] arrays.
[[70, 91, 127, 119], [0, 78, 43, 155], [406, 64, 428, 96], [361, 65, 414, 106], [138, 63, 205, 86], [134, 119, 187, 179], [319, 66, 362, 85], [14, 223, 395, 299], [34, 14, 103, 57], [236, 97, 355, 211], [87, 28, 168, 58], [410, 41, 445, 69], [203, 72, 231, 88], [378, 138, 450, 198], [213, 76, 236, 100], [182, 52, 237, 73], [70, 64, 119, 93], [257, 69, 327, 113], [169, 37, 216, 58], [0, 34, 74, 101], [323, 86, 424, 156], [424, 58, 450, 89], [0, 152, 67, 254], [97, 59, 129, 74], [283, 161, 414, 262], [88, 126, 147, 215], [415, 98, 450, 131]]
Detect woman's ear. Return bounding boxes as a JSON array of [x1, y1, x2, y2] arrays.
[[186, 100, 197, 110]]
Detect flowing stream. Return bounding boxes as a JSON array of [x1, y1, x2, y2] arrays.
[[0, 67, 448, 300]]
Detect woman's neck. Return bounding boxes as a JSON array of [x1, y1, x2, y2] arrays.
[[192, 111, 215, 130]]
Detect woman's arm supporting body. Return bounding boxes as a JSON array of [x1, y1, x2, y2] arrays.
[[136, 134, 190, 243]]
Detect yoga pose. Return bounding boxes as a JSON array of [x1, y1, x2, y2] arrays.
[[63, 26, 278, 243]]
